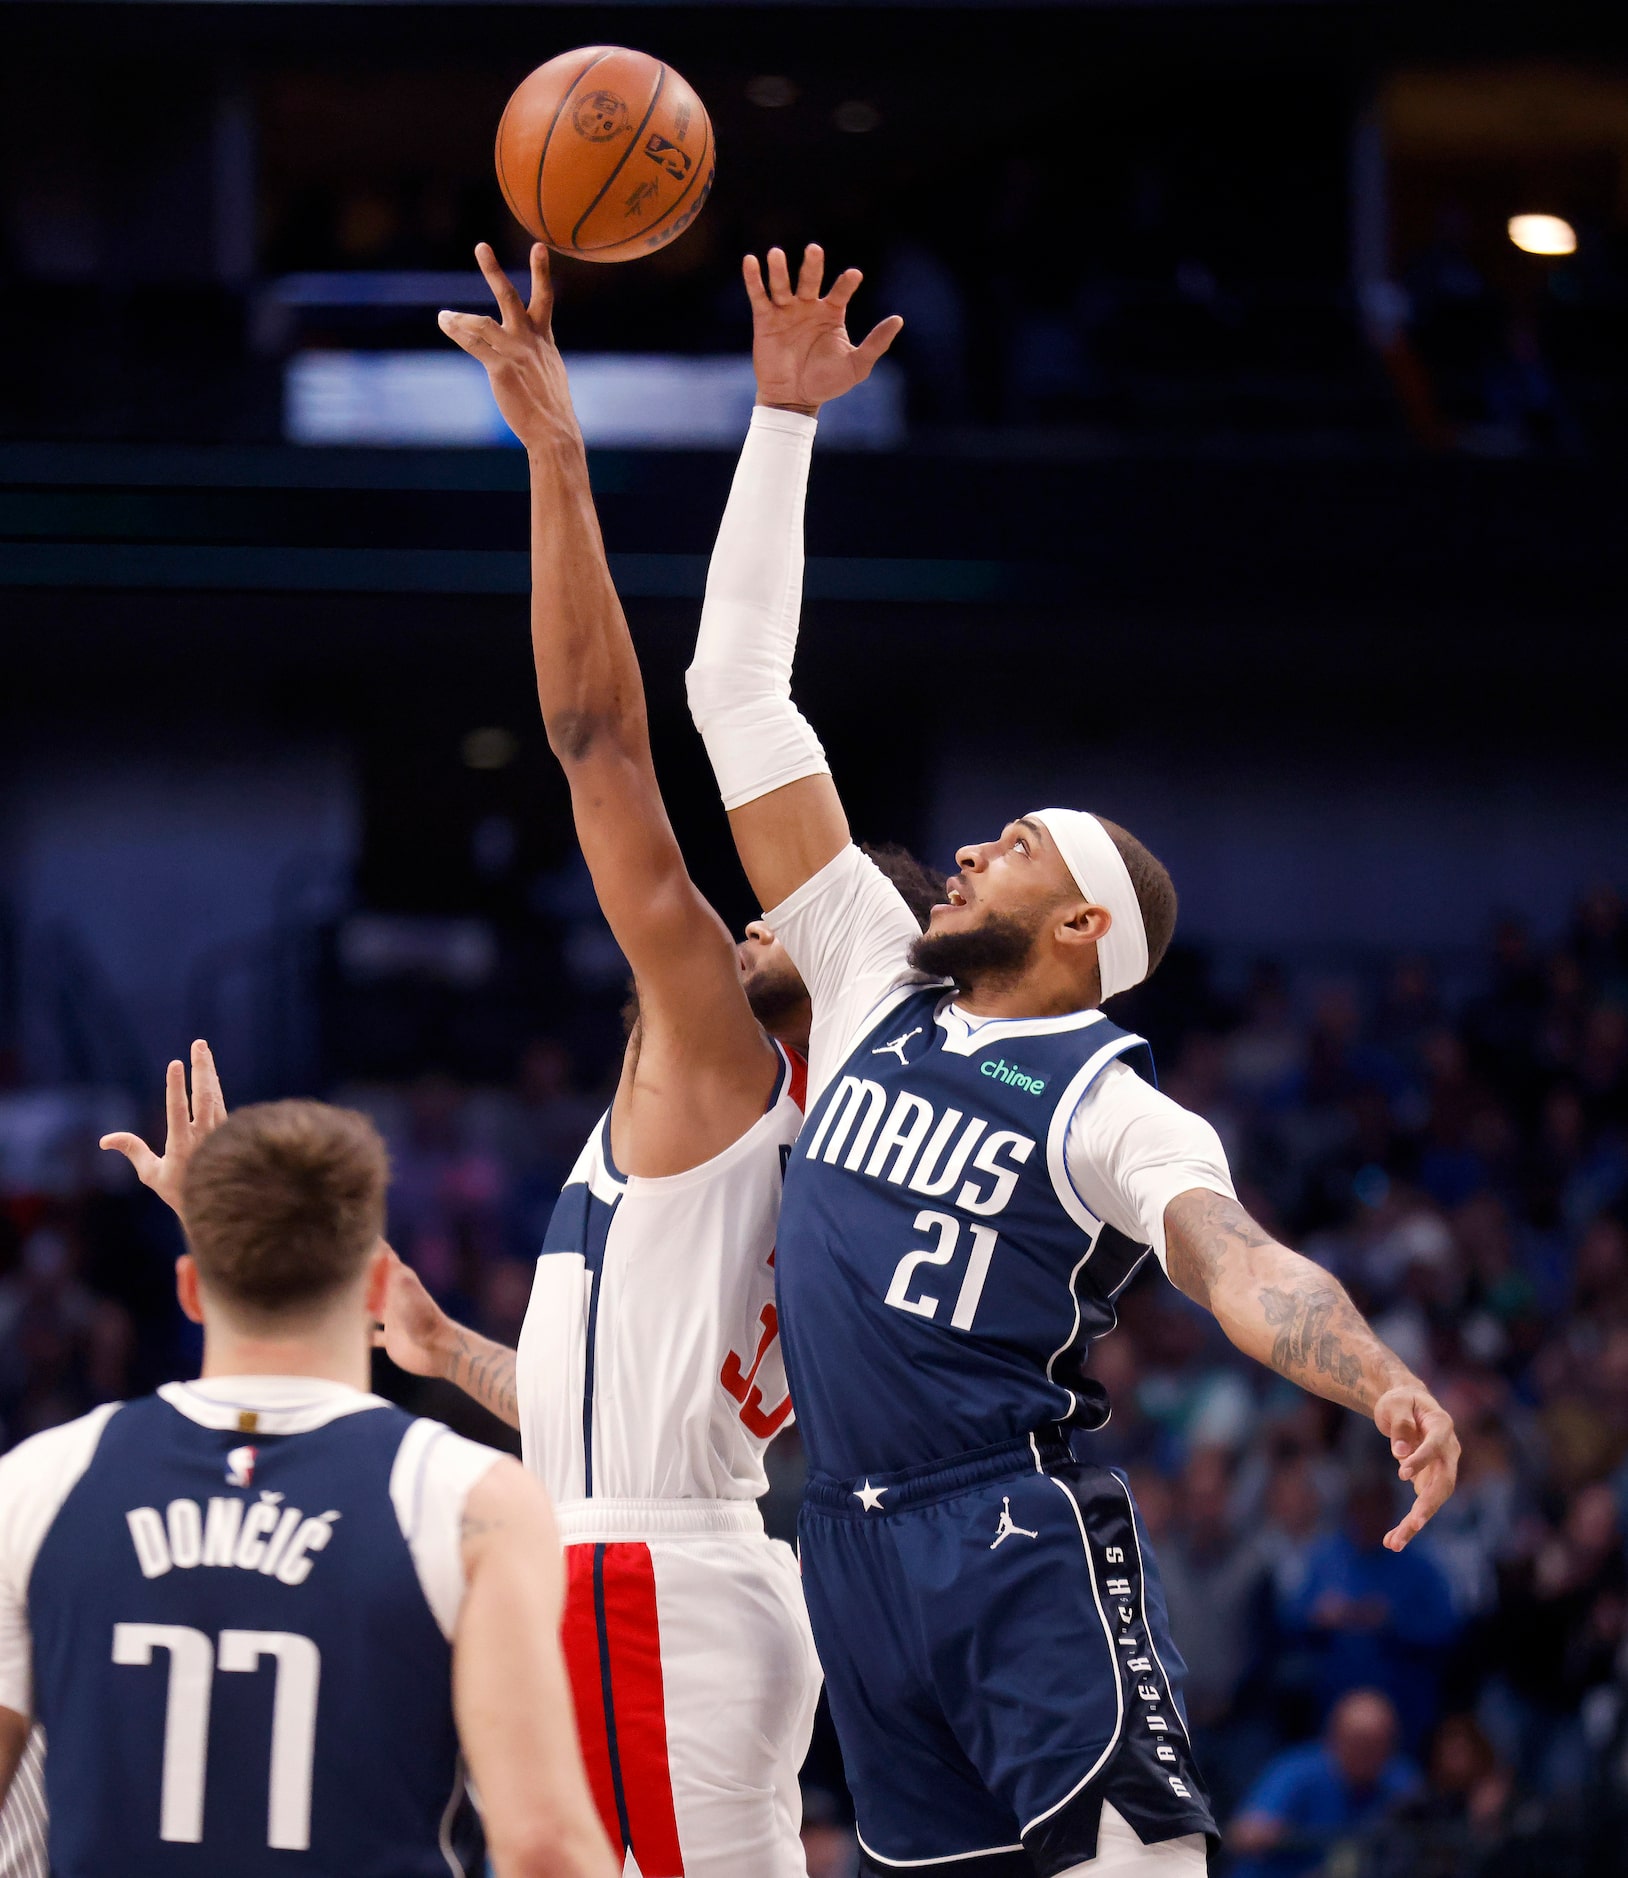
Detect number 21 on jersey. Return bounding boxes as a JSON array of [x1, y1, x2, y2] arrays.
[[885, 1209, 999, 1330]]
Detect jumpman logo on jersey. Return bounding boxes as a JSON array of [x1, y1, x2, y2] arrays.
[[989, 1497, 1039, 1549], [872, 1027, 923, 1067]]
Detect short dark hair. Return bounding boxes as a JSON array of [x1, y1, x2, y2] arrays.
[[862, 842, 942, 933], [1095, 818, 1177, 978], [183, 1101, 388, 1318]]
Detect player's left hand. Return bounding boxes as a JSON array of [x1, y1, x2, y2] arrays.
[[438, 242, 579, 455], [745, 242, 904, 414], [1373, 1384, 1460, 1550], [99, 1037, 227, 1219], [374, 1247, 457, 1380]]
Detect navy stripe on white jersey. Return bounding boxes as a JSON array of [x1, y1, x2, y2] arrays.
[[517, 1044, 806, 1509]]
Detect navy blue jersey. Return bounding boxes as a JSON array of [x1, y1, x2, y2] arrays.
[[777, 988, 1157, 1479], [24, 1393, 473, 1878]]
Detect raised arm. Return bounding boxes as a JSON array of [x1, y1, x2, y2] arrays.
[[442, 245, 777, 1173], [687, 243, 901, 912], [1163, 1189, 1460, 1550]]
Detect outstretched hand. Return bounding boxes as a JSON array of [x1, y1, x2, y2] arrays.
[[372, 1247, 455, 1379], [439, 242, 580, 455], [100, 1038, 227, 1220], [1373, 1385, 1461, 1550], [745, 243, 903, 414]]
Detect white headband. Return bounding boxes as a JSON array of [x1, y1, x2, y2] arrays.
[[1029, 809, 1149, 1002]]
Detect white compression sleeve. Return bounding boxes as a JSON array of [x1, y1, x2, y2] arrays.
[[686, 405, 830, 810]]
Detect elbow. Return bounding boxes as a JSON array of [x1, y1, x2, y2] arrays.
[[489, 1817, 616, 1878], [545, 707, 636, 767]]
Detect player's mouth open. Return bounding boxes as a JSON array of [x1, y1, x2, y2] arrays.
[[937, 880, 971, 912]]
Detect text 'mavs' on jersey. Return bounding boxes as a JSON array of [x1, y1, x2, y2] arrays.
[[10, 1384, 489, 1878], [776, 987, 1157, 1479]]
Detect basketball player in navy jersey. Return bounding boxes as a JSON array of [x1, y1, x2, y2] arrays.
[[0, 1043, 616, 1878], [686, 243, 1461, 1878], [367, 241, 931, 1877]]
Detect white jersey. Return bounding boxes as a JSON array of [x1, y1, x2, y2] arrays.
[[516, 1043, 807, 1509]]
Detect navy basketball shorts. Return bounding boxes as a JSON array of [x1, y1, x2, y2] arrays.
[[797, 1435, 1218, 1876]]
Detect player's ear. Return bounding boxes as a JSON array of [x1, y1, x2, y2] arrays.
[[1054, 901, 1110, 951], [361, 1240, 393, 1320], [175, 1255, 204, 1326]]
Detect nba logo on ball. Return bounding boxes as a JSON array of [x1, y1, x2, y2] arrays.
[[226, 1444, 257, 1488], [496, 46, 715, 262]]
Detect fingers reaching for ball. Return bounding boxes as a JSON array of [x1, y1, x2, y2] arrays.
[[528, 243, 555, 334], [474, 242, 526, 328], [740, 241, 904, 413], [765, 246, 796, 307], [436, 310, 500, 357]]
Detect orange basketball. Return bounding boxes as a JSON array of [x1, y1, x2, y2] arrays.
[[495, 47, 715, 263]]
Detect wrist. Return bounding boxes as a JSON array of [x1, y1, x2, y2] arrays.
[[428, 1314, 464, 1381], [755, 397, 819, 419], [526, 428, 586, 469]]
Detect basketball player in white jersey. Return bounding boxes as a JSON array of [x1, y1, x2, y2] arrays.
[[0, 1041, 617, 1878], [682, 244, 1461, 1877], [372, 239, 897, 1878]]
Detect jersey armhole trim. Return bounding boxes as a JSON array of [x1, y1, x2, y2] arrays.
[[1044, 1035, 1148, 1238]]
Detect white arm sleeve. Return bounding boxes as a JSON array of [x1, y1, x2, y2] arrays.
[[0, 1404, 121, 1717], [389, 1420, 505, 1642], [686, 406, 829, 810], [767, 844, 934, 1101], [1063, 1059, 1237, 1271]]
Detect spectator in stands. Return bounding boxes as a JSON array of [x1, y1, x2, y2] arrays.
[[1230, 1688, 1418, 1878], [1486, 1478, 1626, 1793], [1280, 1473, 1458, 1749], [1151, 1445, 1274, 1817]]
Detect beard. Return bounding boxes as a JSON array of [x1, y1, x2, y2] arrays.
[[909, 910, 1042, 992], [742, 960, 811, 1032]]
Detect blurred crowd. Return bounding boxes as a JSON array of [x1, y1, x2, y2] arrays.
[[1, 884, 1626, 1876]]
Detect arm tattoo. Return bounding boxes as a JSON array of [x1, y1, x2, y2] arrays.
[[1258, 1282, 1368, 1409], [459, 1512, 507, 1541], [1165, 1188, 1406, 1415], [445, 1328, 520, 1429], [1164, 1189, 1273, 1310]]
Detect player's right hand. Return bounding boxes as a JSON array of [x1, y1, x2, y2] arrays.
[[374, 1247, 456, 1379], [744, 242, 903, 414], [438, 242, 580, 456], [99, 1037, 227, 1219]]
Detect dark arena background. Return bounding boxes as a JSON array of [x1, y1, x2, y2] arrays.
[[4, 1, 1628, 1872]]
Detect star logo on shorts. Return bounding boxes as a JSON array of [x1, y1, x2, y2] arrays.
[[853, 1479, 888, 1512]]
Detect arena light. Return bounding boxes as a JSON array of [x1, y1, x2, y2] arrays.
[[284, 352, 904, 449], [1507, 214, 1576, 256]]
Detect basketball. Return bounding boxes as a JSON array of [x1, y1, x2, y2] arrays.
[[495, 47, 715, 263]]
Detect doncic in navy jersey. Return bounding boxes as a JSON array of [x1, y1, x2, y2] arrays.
[[777, 986, 1156, 1480], [23, 1391, 478, 1878]]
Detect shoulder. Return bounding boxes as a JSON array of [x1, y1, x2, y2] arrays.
[[0, 1402, 123, 1589], [389, 1420, 510, 1642], [0, 1402, 121, 1489], [388, 1418, 505, 1543], [1071, 1057, 1221, 1150]]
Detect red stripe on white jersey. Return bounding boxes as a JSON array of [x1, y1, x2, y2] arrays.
[[785, 1046, 809, 1114], [600, 1544, 686, 1874], [561, 1547, 624, 1855]]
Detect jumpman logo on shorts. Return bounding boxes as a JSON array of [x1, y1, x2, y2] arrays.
[[872, 1027, 923, 1066], [990, 1497, 1039, 1549]]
